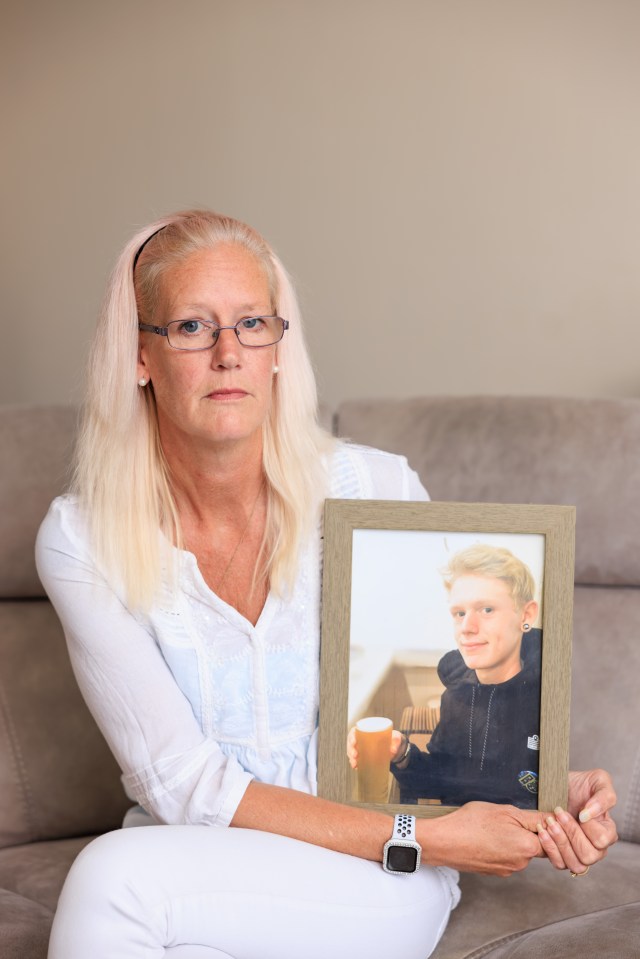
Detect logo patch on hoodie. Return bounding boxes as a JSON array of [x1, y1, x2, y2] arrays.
[[527, 734, 540, 751], [518, 770, 539, 794]]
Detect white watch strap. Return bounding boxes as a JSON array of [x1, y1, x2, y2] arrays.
[[392, 813, 416, 841]]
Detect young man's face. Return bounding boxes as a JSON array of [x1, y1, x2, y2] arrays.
[[448, 575, 537, 684]]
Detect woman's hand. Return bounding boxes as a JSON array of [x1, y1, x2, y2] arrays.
[[535, 769, 618, 874], [423, 802, 543, 876], [346, 726, 405, 768], [568, 768, 617, 832]]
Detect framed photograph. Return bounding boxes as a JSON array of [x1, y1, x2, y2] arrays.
[[318, 500, 575, 818]]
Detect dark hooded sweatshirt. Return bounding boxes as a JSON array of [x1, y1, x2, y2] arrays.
[[391, 630, 542, 808]]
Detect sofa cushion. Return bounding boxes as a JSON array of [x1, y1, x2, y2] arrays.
[[0, 835, 94, 914], [0, 405, 77, 600], [0, 601, 130, 847], [0, 888, 52, 959], [0, 836, 95, 959], [474, 903, 640, 959], [336, 396, 640, 587], [478, 902, 640, 959], [431, 840, 640, 959], [571, 586, 640, 843]]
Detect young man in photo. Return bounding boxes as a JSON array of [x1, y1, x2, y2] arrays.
[[349, 545, 542, 807]]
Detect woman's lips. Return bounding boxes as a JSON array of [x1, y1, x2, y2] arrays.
[[206, 389, 248, 400]]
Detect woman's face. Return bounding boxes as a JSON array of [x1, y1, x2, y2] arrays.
[[138, 243, 277, 457], [448, 575, 537, 684]]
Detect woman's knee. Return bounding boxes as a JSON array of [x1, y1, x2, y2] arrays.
[[61, 827, 158, 908], [50, 829, 169, 958]]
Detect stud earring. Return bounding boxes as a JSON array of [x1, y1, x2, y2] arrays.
[[522, 623, 531, 632], [138, 378, 147, 387], [273, 365, 279, 374]]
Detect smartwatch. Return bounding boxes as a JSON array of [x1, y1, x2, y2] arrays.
[[382, 814, 422, 874]]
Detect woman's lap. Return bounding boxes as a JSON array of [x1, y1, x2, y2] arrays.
[[48, 825, 459, 959]]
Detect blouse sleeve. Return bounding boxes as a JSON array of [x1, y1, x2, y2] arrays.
[[35, 499, 254, 828], [333, 444, 430, 501]]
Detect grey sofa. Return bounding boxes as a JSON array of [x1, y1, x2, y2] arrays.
[[1, 398, 639, 958], [0, 407, 131, 959]]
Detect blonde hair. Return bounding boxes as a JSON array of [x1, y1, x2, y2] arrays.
[[441, 544, 536, 609], [74, 209, 334, 609]]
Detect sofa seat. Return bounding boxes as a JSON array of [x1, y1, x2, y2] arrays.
[[1, 888, 53, 959], [480, 902, 640, 959], [0, 836, 96, 913], [432, 840, 640, 958], [0, 836, 95, 959]]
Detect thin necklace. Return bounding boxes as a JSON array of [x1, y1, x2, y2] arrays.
[[216, 482, 264, 595]]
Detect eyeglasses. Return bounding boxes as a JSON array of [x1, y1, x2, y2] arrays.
[[138, 316, 289, 351]]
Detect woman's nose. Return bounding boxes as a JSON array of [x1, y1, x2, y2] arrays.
[[210, 328, 242, 368]]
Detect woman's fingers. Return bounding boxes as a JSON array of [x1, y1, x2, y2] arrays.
[[568, 769, 617, 823], [538, 770, 619, 873], [537, 806, 613, 873], [536, 817, 587, 873], [579, 813, 618, 851]]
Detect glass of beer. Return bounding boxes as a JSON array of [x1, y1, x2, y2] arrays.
[[355, 716, 393, 803]]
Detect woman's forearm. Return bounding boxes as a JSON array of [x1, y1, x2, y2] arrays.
[[231, 781, 395, 861], [231, 781, 545, 876]]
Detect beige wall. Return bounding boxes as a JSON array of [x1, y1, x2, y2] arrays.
[[3, 0, 640, 408]]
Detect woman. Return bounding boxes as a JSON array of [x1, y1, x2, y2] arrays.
[[37, 210, 617, 959]]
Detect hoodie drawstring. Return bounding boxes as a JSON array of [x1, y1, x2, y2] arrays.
[[467, 686, 476, 759], [479, 687, 496, 772], [468, 685, 497, 772]]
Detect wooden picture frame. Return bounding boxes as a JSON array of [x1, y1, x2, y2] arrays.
[[318, 500, 575, 818]]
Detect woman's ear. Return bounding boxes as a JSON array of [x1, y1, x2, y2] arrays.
[[137, 336, 151, 386]]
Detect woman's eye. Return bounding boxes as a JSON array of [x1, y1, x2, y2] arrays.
[[178, 320, 205, 335], [481, 607, 494, 614], [239, 317, 265, 331]]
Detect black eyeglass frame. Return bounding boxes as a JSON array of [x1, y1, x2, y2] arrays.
[[138, 316, 289, 351]]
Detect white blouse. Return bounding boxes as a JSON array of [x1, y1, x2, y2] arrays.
[[36, 443, 428, 828]]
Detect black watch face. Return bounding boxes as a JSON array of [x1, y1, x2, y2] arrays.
[[387, 844, 419, 873]]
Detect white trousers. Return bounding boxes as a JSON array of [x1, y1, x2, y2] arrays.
[[48, 825, 460, 959]]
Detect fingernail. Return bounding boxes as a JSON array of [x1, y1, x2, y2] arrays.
[[554, 806, 570, 824], [579, 802, 602, 824], [546, 815, 556, 826]]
